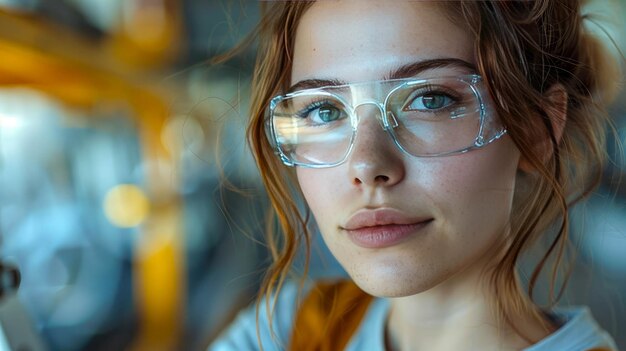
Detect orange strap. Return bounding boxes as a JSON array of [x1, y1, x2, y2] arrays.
[[289, 280, 374, 351]]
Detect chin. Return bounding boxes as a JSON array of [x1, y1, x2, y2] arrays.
[[345, 261, 452, 298]]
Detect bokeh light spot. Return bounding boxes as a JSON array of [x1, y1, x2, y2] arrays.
[[103, 184, 150, 227]]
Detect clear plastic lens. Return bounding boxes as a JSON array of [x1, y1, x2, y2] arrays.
[[272, 94, 353, 165], [386, 79, 481, 156], [269, 76, 500, 167]]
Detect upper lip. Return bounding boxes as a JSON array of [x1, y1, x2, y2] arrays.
[[342, 208, 432, 230]]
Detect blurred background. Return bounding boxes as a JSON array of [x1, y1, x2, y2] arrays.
[[0, 1, 624, 350]]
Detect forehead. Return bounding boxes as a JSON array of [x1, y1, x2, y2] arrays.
[[291, 0, 474, 84]]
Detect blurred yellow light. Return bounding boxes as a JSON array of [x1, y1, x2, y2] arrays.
[[104, 184, 150, 228], [161, 115, 205, 155]]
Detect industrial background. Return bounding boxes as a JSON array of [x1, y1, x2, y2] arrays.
[[0, 0, 624, 350]]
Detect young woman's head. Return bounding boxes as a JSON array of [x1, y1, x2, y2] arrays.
[[287, 1, 519, 298], [243, 0, 618, 326]]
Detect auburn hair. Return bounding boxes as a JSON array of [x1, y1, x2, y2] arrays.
[[216, 0, 621, 346]]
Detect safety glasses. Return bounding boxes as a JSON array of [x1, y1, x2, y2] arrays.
[[266, 74, 507, 168]]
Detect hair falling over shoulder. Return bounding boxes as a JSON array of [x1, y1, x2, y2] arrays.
[[218, 0, 622, 346]]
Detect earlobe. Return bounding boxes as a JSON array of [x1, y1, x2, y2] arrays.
[[518, 84, 568, 173]]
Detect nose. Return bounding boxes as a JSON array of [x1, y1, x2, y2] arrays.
[[347, 103, 405, 188]]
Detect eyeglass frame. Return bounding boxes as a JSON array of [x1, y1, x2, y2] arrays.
[[265, 74, 508, 168]]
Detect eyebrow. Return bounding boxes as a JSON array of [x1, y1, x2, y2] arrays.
[[287, 58, 476, 93]]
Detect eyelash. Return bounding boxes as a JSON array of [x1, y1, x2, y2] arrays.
[[295, 99, 335, 118], [402, 85, 461, 112]]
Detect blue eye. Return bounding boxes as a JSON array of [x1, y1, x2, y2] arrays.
[[406, 93, 455, 111], [297, 101, 346, 124], [316, 105, 342, 122]]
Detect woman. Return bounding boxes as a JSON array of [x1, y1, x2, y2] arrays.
[[211, 1, 620, 350]]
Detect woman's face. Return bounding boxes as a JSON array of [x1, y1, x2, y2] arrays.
[[292, 1, 521, 297]]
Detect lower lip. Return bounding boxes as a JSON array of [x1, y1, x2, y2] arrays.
[[344, 220, 432, 249]]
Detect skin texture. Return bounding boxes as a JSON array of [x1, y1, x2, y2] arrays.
[[292, 1, 552, 350]]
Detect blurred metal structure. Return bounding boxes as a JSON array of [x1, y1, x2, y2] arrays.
[[0, 261, 46, 350], [0, 262, 19, 299], [0, 2, 188, 350], [0, 293, 48, 351]]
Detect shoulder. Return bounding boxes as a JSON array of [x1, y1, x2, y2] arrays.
[[525, 306, 618, 351], [209, 279, 376, 351], [289, 279, 375, 350], [208, 281, 305, 351]]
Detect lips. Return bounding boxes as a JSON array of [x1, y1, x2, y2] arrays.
[[341, 208, 433, 248], [343, 208, 431, 230]]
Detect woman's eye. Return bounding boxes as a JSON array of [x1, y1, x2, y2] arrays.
[[406, 93, 455, 111], [299, 103, 345, 123], [315, 105, 342, 122]]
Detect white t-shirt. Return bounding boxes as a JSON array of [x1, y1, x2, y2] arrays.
[[210, 283, 618, 351]]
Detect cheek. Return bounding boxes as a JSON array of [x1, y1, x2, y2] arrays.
[[423, 139, 520, 240], [296, 168, 343, 224]]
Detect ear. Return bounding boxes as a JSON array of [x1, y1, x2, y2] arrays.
[[518, 84, 568, 173]]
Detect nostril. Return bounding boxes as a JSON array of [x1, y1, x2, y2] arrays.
[[375, 175, 389, 183], [353, 175, 390, 186]]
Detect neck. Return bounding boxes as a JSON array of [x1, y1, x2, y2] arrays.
[[385, 262, 555, 351]]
